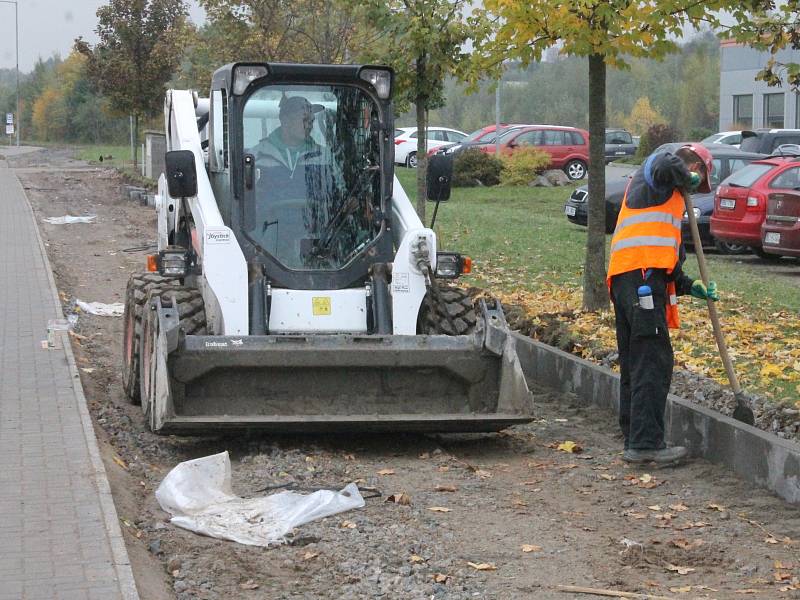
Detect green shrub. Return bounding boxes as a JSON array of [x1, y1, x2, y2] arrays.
[[636, 123, 678, 158], [687, 127, 713, 142], [452, 148, 503, 187], [499, 147, 551, 186]]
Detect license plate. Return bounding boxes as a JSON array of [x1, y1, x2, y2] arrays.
[[565, 205, 576, 217], [720, 198, 736, 209], [615, 151, 626, 155], [765, 232, 781, 245]]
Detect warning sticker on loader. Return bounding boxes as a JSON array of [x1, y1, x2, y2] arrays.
[[312, 297, 331, 316], [205, 228, 231, 244]]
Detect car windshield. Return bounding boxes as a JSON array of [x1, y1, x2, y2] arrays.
[[606, 131, 632, 144], [701, 133, 723, 145], [495, 127, 523, 142], [722, 163, 774, 188], [242, 83, 382, 271], [464, 128, 491, 143]]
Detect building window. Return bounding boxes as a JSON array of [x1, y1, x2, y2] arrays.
[[733, 95, 753, 128], [764, 93, 784, 128]]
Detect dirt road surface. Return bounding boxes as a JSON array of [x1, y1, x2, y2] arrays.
[[11, 148, 800, 600]]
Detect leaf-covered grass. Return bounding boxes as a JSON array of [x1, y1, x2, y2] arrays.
[[396, 168, 800, 404]]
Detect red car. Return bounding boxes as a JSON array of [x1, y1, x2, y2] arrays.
[[710, 156, 800, 258], [474, 125, 590, 180], [761, 161, 800, 257]]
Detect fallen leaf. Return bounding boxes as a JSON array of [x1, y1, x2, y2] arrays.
[[343, 453, 355, 461], [669, 503, 689, 512], [765, 536, 779, 544], [707, 502, 726, 511], [666, 564, 695, 575], [671, 538, 705, 550], [113, 455, 128, 470], [386, 493, 411, 505], [432, 573, 450, 583], [556, 440, 583, 454], [648, 505, 662, 512], [410, 554, 425, 563], [521, 544, 542, 553], [428, 506, 451, 513], [473, 469, 493, 479], [669, 586, 692, 593], [340, 520, 357, 529], [467, 562, 496, 571], [377, 469, 395, 476], [599, 474, 616, 481], [435, 485, 458, 492], [774, 571, 793, 582], [775, 560, 795, 569], [303, 551, 319, 560], [734, 590, 758, 594], [81, 367, 95, 374], [438, 466, 450, 472], [639, 473, 653, 483], [418, 452, 430, 459], [239, 580, 259, 590], [625, 511, 648, 520]]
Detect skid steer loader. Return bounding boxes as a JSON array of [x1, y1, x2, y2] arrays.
[[121, 62, 534, 433]]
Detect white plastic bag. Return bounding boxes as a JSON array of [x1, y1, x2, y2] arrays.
[[43, 215, 97, 224], [155, 451, 365, 546], [75, 300, 125, 316]]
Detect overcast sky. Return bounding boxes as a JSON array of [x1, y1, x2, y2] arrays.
[[0, 0, 206, 72]]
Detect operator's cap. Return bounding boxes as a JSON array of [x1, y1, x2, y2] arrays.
[[676, 143, 713, 193], [279, 95, 324, 118]]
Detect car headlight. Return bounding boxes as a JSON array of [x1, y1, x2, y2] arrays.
[[682, 208, 701, 219]]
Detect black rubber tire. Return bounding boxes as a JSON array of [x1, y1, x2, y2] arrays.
[[139, 287, 207, 430], [753, 246, 782, 260], [714, 239, 749, 255], [122, 274, 202, 404], [417, 284, 477, 335], [564, 160, 587, 180], [406, 152, 418, 169]]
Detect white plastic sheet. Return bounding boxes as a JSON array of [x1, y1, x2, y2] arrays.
[[75, 300, 125, 316], [155, 451, 365, 546], [43, 215, 97, 224]]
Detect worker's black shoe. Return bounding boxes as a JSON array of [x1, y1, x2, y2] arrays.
[[622, 446, 688, 465]]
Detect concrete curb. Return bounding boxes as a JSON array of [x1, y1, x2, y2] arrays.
[[512, 332, 800, 505], [20, 168, 141, 599]]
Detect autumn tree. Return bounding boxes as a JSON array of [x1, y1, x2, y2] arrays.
[[75, 0, 189, 167], [622, 97, 666, 136], [475, 0, 736, 311], [348, 0, 477, 222], [178, 0, 362, 89]]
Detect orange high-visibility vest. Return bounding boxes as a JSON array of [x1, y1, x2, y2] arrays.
[[606, 186, 684, 328]]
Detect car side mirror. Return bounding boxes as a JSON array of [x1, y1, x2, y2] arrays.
[[165, 150, 198, 198], [426, 153, 453, 202]]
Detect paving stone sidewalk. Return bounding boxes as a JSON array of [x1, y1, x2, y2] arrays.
[[0, 157, 139, 600]]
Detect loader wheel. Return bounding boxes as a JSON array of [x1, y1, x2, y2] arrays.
[[139, 287, 207, 431], [122, 274, 203, 404], [417, 284, 477, 335]]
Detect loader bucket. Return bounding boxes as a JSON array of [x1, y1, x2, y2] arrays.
[[146, 301, 534, 434]]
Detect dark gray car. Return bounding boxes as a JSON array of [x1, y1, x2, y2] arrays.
[[605, 129, 637, 163]]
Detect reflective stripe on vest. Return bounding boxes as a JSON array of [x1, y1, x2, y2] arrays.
[[610, 235, 679, 253], [613, 211, 682, 236]]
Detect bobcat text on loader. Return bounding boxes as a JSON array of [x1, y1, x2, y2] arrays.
[[122, 62, 534, 434]]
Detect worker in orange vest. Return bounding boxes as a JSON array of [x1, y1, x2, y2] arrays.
[[607, 144, 719, 465]]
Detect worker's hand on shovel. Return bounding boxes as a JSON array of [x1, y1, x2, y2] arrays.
[[691, 280, 719, 301]]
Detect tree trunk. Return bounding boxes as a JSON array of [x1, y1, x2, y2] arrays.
[[415, 53, 428, 223], [583, 54, 609, 311], [415, 100, 427, 222]]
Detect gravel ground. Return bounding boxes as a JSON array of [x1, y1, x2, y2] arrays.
[[12, 147, 800, 600]]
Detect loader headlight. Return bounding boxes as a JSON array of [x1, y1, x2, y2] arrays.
[[359, 68, 392, 99], [158, 248, 189, 278], [233, 65, 268, 95], [435, 252, 471, 279]]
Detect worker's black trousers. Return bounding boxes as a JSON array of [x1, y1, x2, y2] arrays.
[[611, 269, 674, 450]]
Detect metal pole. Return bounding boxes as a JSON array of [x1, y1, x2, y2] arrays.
[[0, 0, 19, 145], [14, 0, 18, 146]]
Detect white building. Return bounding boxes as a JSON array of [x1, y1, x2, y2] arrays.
[[719, 40, 800, 130]]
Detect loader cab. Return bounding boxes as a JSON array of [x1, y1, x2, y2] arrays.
[[207, 63, 395, 291]]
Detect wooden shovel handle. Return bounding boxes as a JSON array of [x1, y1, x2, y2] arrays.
[[681, 189, 742, 395]]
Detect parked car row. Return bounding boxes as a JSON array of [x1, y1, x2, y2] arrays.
[[393, 126, 468, 168], [563, 142, 765, 254]]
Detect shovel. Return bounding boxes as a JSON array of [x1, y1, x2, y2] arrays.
[[681, 188, 756, 425]]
